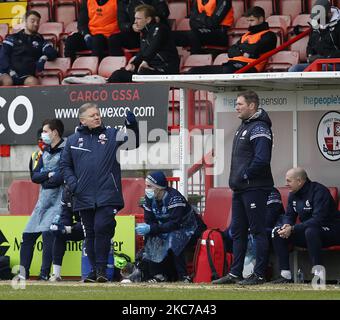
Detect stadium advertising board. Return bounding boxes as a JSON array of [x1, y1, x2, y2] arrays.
[[0, 215, 135, 277], [0, 83, 169, 145]]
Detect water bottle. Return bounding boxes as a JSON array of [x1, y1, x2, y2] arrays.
[[297, 268, 304, 284], [106, 240, 115, 282]]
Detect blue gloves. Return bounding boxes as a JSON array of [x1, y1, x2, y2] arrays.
[[126, 111, 136, 125], [135, 223, 150, 236], [36, 55, 48, 72], [84, 34, 92, 50]]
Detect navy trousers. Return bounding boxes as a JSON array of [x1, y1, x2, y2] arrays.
[[272, 222, 340, 270], [79, 206, 117, 271], [230, 190, 270, 278], [52, 222, 84, 266], [148, 250, 187, 281], [20, 231, 54, 278]]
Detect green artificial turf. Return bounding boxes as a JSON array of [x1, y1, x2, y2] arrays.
[[1, 282, 340, 300]]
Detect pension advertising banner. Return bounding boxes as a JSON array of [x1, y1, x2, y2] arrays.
[[0, 83, 169, 145], [0, 215, 135, 277]]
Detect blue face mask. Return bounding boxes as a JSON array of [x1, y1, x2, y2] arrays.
[[41, 132, 52, 145], [145, 188, 155, 199]]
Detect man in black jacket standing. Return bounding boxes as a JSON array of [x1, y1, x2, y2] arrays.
[[108, 4, 179, 82], [213, 90, 274, 285], [61, 103, 139, 282], [271, 167, 340, 283]]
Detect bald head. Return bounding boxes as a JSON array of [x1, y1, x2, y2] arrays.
[[285, 167, 308, 193]]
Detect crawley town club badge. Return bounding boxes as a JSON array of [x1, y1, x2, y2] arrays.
[[317, 111, 340, 161], [98, 134, 108, 144]]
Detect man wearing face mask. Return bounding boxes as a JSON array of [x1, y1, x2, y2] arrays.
[[19, 119, 65, 281], [136, 171, 200, 283]]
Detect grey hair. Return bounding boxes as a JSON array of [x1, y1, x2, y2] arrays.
[[78, 103, 99, 119]]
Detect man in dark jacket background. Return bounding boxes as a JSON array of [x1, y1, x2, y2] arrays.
[[271, 167, 340, 283], [108, 4, 179, 82], [289, 0, 340, 72], [213, 90, 274, 285], [61, 103, 139, 282]]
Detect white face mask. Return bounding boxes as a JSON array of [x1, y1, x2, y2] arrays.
[[145, 188, 155, 199]]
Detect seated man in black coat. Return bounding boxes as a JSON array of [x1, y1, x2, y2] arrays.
[[108, 4, 179, 82]]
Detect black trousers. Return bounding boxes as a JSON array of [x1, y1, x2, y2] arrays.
[[64, 32, 128, 61], [79, 206, 117, 271], [272, 222, 340, 270], [229, 190, 270, 278], [52, 222, 84, 266], [186, 61, 257, 74], [173, 28, 229, 54], [109, 31, 140, 56], [148, 250, 187, 281], [20, 231, 54, 279]]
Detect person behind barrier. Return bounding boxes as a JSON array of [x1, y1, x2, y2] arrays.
[[64, 0, 120, 61], [173, 0, 233, 54], [219, 187, 285, 280], [270, 167, 340, 284], [212, 90, 274, 286], [135, 171, 199, 283], [0, 10, 58, 86], [49, 186, 84, 282], [186, 6, 276, 74], [289, 0, 340, 72], [61, 103, 139, 283], [19, 119, 65, 281], [108, 4, 179, 83], [109, 0, 170, 56]]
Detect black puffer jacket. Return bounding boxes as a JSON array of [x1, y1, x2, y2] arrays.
[[132, 21, 179, 73]]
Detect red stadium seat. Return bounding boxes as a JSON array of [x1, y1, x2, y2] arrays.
[[232, 0, 247, 23], [175, 18, 190, 31], [39, 57, 72, 84], [181, 54, 213, 72], [264, 50, 300, 72], [213, 53, 229, 65], [27, 0, 52, 23], [39, 22, 64, 48], [168, 2, 187, 22], [203, 187, 233, 231], [118, 178, 145, 215], [54, 0, 78, 27], [279, 0, 304, 20], [66, 56, 99, 76], [8, 180, 40, 215], [98, 56, 127, 78]]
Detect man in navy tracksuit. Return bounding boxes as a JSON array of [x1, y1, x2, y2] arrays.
[[49, 186, 84, 281], [61, 103, 139, 282], [213, 90, 274, 285], [0, 10, 58, 86], [271, 167, 340, 283]]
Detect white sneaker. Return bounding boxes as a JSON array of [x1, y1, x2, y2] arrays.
[[49, 274, 62, 282]]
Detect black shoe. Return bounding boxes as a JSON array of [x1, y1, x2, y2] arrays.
[[84, 270, 97, 283], [96, 268, 108, 283], [238, 273, 266, 286], [37, 274, 49, 281], [212, 273, 242, 285], [270, 276, 293, 284]]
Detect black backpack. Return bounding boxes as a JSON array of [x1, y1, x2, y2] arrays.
[[0, 256, 12, 280]]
